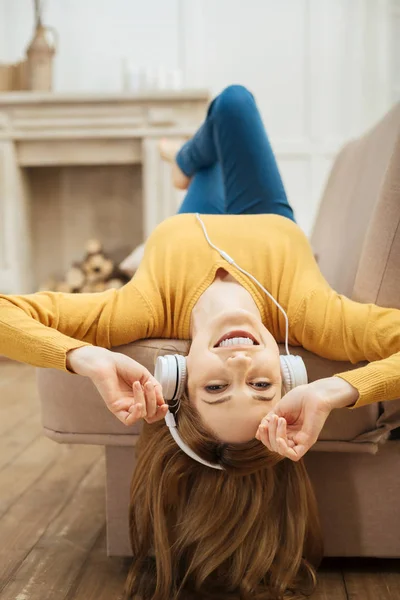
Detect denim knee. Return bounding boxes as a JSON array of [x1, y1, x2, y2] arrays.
[[212, 85, 255, 119]]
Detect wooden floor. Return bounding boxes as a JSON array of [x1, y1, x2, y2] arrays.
[[0, 361, 399, 600]]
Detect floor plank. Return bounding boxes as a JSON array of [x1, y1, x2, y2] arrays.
[[0, 458, 105, 600], [0, 435, 63, 519], [0, 411, 42, 472], [311, 559, 347, 599], [0, 364, 39, 436], [67, 527, 130, 600], [342, 558, 400, 600], [0, 444, 101, 591]]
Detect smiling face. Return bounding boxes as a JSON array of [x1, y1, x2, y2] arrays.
[[186, 309, 282, 443]]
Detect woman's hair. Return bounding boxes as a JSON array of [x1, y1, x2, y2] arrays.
[[124, 392, 323, 600]]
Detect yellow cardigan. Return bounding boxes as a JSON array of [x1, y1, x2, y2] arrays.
[[1, 213, 399, 410]]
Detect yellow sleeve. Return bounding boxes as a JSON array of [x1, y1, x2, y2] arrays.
[[291, 281, 400, 409], [0, 279, 155, 371]]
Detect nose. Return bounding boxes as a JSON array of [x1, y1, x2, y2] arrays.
[[226, 352, 252, 369]]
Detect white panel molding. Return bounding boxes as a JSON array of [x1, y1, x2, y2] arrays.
[[0, 141, 32, 293], [142, 137, 185, 237]]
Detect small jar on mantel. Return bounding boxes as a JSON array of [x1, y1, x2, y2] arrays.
[[26, 20, 56, 92]]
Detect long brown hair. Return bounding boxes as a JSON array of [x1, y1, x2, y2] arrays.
[[125, 393, 323, 600]]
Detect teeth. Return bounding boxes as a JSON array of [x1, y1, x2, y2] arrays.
[[218, 337, 254, 347]]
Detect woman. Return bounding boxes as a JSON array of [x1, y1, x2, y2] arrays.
[[1, 85, 399, 599]]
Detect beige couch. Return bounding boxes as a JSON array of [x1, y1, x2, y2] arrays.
[[37, 103, 400, 558]]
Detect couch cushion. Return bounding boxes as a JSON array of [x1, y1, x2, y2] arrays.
[[37, 339, 388, 452]]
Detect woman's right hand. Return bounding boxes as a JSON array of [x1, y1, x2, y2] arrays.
[[67, 346, 168, 426], [256, 377, 358, 461]]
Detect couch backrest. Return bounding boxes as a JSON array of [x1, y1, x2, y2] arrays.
[[352, 131, 400, 308], [311, 103, 400, 300]]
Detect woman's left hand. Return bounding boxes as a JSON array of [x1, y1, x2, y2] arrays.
[[255, 377, 359, 461], [67, 346, 168, 425]]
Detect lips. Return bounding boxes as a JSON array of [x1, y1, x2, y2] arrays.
[[214, 330, 259, 348]]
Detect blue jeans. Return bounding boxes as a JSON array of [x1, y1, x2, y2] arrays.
[[176, 85, 295, 222]]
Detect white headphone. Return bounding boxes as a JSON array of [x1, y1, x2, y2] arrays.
[[157, 213, 308, 471]]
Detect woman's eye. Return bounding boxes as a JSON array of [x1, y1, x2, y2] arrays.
[[205, 384, 227, 393], [251, 382, 272, 389]]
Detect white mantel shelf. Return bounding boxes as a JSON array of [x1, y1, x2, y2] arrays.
[[0, 90, 210, 104], [0, 90, 209, 142], [0, 90, 209, 294]]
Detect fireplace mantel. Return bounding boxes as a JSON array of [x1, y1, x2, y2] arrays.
[[0, 91, 209, 293]]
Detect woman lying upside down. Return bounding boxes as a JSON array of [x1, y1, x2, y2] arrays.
[[1, 86, 400, 600]]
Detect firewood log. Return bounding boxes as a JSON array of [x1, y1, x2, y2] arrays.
[[65, 265, 86, 290], [105, 278, 125, 290], [86, 239, 102, 255], [82, 254, 114, 281]]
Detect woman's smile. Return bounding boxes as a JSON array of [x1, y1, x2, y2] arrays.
[[213, 330, 260, 348]]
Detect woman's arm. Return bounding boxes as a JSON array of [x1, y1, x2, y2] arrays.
[[0, 280, 155, 371], [291, 280, 400, 409]]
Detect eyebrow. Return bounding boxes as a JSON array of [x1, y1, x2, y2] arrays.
[[200, 393, 276, 405]]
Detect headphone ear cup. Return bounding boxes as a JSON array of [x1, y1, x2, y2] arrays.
[[174, 354, 187, 400], [155, 354, 187, 401], [280, 355, 308, 392]]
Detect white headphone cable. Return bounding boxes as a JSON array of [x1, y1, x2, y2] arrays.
[[195, 213, 291, 356]]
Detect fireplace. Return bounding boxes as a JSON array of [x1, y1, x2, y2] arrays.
[[0, 91, 208, 293]]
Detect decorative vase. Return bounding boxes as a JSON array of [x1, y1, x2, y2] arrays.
[[26, 20, 57, 91]]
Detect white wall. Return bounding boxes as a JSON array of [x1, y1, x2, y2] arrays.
[[1, 0, 397, 234], [1, 0, 183, 92], [0, 1, 6, 60], [392, 0, 400, 102]]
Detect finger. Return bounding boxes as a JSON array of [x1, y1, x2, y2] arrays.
[[143, 375, 165, 407], [279, 417, 296, 448], [276, 417, 297, 459], [277, 417, 291, 448], [132, 381, 146, 417], [268, 415, 279, 453], [144, 381, 157, 418], [153, 381, 165, 406], [109, 397, 137, 413], [276, 437, 307, 462], [145, 403, 169, 424], [256, 413, 273, 446], [136, 366, 154, 386], [257, 422, 272, 451], [123, 403, 144, 426], [276, 436, 299, 460], [128, 401, 145, 419]]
